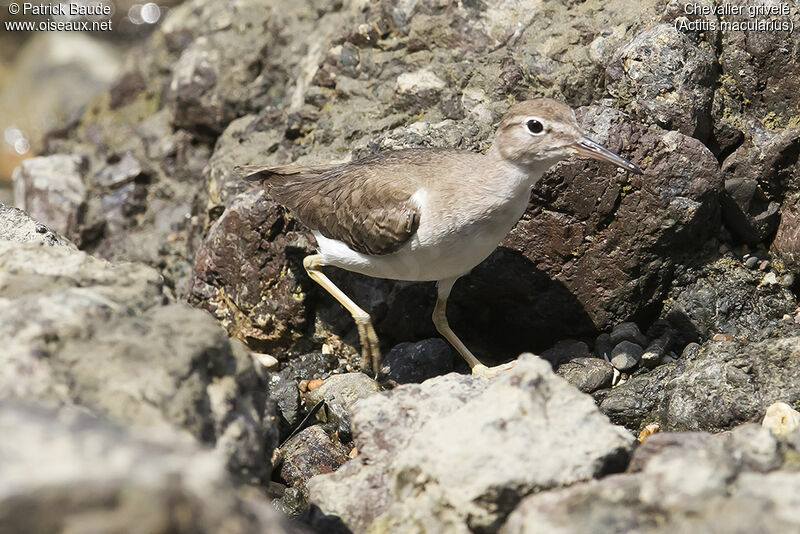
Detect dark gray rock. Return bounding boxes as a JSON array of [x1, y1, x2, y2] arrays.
[[0, 402, 305, 534], [309, 355, 634, 533], [269, 352, 340, 427], [609, 322, 648, 347], [719, 130, 797, 245], [607, 24, 717, 141], [599, 329, 800, 433], [304, 373, 381, 440], [540, 339, 591, 367], [610, 341, 644, 371], [660, 257, 796, 343], [593, 333, 613, 358], [715, 0, 800, 131], [278, 425, 351, 500], [641, 333, 672, 369], [380, 338, 458, 384], [555, 357, 614, 393], [502, 424, 794, 534]]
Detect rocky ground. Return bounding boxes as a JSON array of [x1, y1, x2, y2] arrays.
[[4, 0, 800, 532]]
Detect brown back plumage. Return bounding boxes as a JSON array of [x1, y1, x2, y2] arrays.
[[239, 149, 458, 255]]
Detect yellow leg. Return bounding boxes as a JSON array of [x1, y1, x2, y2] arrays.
[[434, 277, 515, 378], [304, 254, 381, 376]]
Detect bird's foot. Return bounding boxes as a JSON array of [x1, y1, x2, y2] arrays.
[[471, 361, 515, 379], [354, 316, 381, 378]]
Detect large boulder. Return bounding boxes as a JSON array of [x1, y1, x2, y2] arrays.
[[0, 402, 303, 534], [451, 107, 722, 358], [0, 204, 278, 477], [308, 355, 634, 533], [502, 424, 799, 534], [606, 24, 717, 141]]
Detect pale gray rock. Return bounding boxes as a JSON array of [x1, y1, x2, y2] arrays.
[[0, 203, 73, 247], [309, 355, 634, 533], [0, 205, 278, 478], [0, 402, 304, 534], [501, 424, 796, 534], [12, 154, 87, 237], [305, 372, 381, 439]]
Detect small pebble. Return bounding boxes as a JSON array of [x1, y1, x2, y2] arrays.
[[712, 333, 734, 341], [637, 423, 660, 442], [781, 273, 794, 288], [744, 256, 759, 269], [610, 322, 648, 347], [555, 357, 614, 393], [758, 260, 770, 271], [307, 378, 324, 391], [641, 333, 671, 369], [35, 223, 48, 234], [762, 402, 800, 437], [610, 341, 643, 371], [681, 342, 700, 358], [594, 333, 613, 359], [611, 366, 621, 386], [762, 272, 778, 285], [251, 352, 279, 368]]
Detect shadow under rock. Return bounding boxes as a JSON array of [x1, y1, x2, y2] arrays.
[[298, 245, 598, 367], [300, 505, 353, 534]]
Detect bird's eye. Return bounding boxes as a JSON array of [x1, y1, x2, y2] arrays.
[[526, 119, 545, 135]]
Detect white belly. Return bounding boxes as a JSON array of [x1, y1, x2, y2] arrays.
[[314, 187, 531, 282]]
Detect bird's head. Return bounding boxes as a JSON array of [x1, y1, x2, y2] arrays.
[[490, 98, 642, 175]]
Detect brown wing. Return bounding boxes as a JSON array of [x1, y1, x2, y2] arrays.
[[242, 151, 430, 256]]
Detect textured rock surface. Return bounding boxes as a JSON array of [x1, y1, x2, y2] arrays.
[[304, 373, 381, 440], [502, 424, 799, 534], [380, 338, 459, 383], [269, 351, 341, 429], [0, 204, 277, 478], [598, 328, 800, 433], [278, 425, 351, 499], [607, 24, 716, 140], [660, 256, 796, 343], [479, 107, 722, 355], [0, 402, 303, 534], [10, 0, 800, 530], [715, 0, 800, 131], [189, 189, 315, 355], [555, 357, 615, 393], [12, 154, 87, 236], [720, 129, 796, 245], [309, 355, 634, 533]]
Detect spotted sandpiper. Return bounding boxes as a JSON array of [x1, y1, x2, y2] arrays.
[[240, 99, 642, 377]]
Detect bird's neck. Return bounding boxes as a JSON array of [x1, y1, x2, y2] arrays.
[[484, 144, 550, 193]]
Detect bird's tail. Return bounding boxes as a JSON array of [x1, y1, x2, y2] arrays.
[[234, 162, 342, 182]]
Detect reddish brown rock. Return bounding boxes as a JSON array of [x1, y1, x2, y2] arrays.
[[189, 189, 315, 355], [450, 107, 723, 357]]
